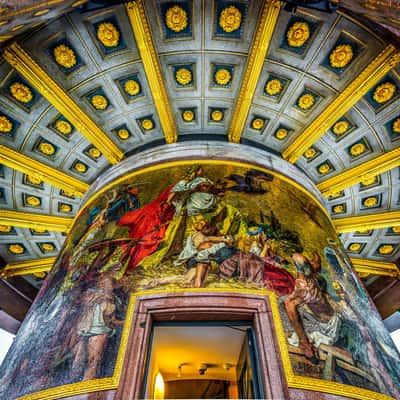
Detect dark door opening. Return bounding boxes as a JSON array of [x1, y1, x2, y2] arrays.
[[142, 322, 263, 399]]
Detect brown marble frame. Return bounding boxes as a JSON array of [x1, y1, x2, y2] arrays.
[[115, 291, 289, 400]]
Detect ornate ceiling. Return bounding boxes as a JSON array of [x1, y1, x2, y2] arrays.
[[0, 0, 399, 288]]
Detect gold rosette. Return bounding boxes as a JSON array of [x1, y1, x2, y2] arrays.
[[141, 119, 154, 130], [363, 197, 377, 207], [97, 22, 120, 47], [60, 204, 72, 213], [91, 94, 108, 110], [0, 116, 13, 133], [275, 129, 288, 139], [211, 110, 223, 121], [373, 82, 396, 103], [350, 143, 365, 156], [318, 163, 330, 174], [378, 244, 393, 255], [176, 68, 192, 85], [265, 79, 282, 96], [332, 120, 349, 135], [54, 44, 77, 68], [56, 120, 72, 134], [10, 82, 33, 103], [117, 129, 129, 139], [74, 162, 87, 173], [165, 5, 188, 32], [8, 244, 25, 254], [297, 93, 315, 110], [287, 21, 310, 47], [26, 196, 41, 207], [214, 68, 231, 85], [251, 118, 264, 130], [182, 110, 194, 121], [329, 44, 353, 68], [392, 117, 400, 133], [39, 142, 55, 155], [219, 5, 241, 33], [124, 80, 140, 96]]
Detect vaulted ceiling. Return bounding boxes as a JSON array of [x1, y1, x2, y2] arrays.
[[0, 0, 399, 296]]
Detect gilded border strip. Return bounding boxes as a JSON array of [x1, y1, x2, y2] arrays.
[[0, 210, 73, 233], [282, 45, 400, 163], [228, 0, 283, 143], [125, 0, 177, 144], [333, 210, 400, 233], [350, 257, 399, 277], [0, 144, 89, 197], [317, 147, 400, 197], [17, 288, 396, 400], [1, 257, 56, 278], [2, 43, 124, 165]]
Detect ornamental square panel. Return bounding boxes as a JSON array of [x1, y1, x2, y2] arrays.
[[213, 1, 247, 39], [160, 1, 193, 40]]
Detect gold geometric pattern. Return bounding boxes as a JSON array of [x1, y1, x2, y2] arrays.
[[97, 22, 120, 47], [165, 5, 188, 32], [219, 5, 242, 33]]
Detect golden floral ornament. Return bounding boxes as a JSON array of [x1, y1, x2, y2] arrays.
[[41, 243, 55, 252], [0, 225, 12, 233], [275, 128, 288, 140], [318, 163, 330, 174], [27, 175, 42, 185], [287, 21, 310, 48], [124, 80, 140, 96], [392, 117, 400, 133], [32, 227, 47, 233], [378, 244, 394, 255], [214, 68, 231, 86], [251, 118, 264, 130], [33, 272, 46, 279], [97, 22, 120, 47], [329, 44, 353, 68], [26, 196, 41, 207], [60, 203, 72, 213], [363, 197, 377, 207], [392, 226, 400, 233], [361, 176, 376, 186], [10, 82, 33, 103], [333, 204, 344, 213], [219, 5, 241, 33], [53, 44, 77, 69], [176, 68, 192, 85], [117, 129, 129, 139], [38, 142, 55, 156], [74, 162, 87, 173], [211, 110, 223, 122], [8, 244, 25, 254], [332, 120, 349, 135], [165, 5, 188, 33], [182, 110, 194, 122], [349, 243, 361, 252], [91, 94, 108, 110], [304, 148, 316, 158], [141, 119, 154, 130], [0, 115, 13, 133], [88, 147, 101, 158], [55, 120, 72, 135], [265, 79, 282, 96], [373, 82, 396, 104], [297, 93, 315, 110], [350, 142, 366, 156]]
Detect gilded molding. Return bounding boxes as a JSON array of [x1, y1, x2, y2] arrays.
[[0, 210, 73, 233], [283, 45, 400, 163], [126, 1, 177, 144], [2, 43, 124, 165], [227, 0, 283, 142], [0, 0, 66, 19], [350, 258, 399, 278], [0, 144, 89, 197], [317, 147, 400, 197], [1, 257, 56, 278], [333, 210, 400, 233]]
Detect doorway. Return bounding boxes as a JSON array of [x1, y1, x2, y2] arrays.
[[115, 291, 287, 400], [143, 322, 263, 399]]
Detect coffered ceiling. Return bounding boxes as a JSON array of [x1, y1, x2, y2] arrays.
[[0, 0, 399, 289]]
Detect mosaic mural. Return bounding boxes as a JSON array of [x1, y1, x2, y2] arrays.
[[0, 162, 399, 399]]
